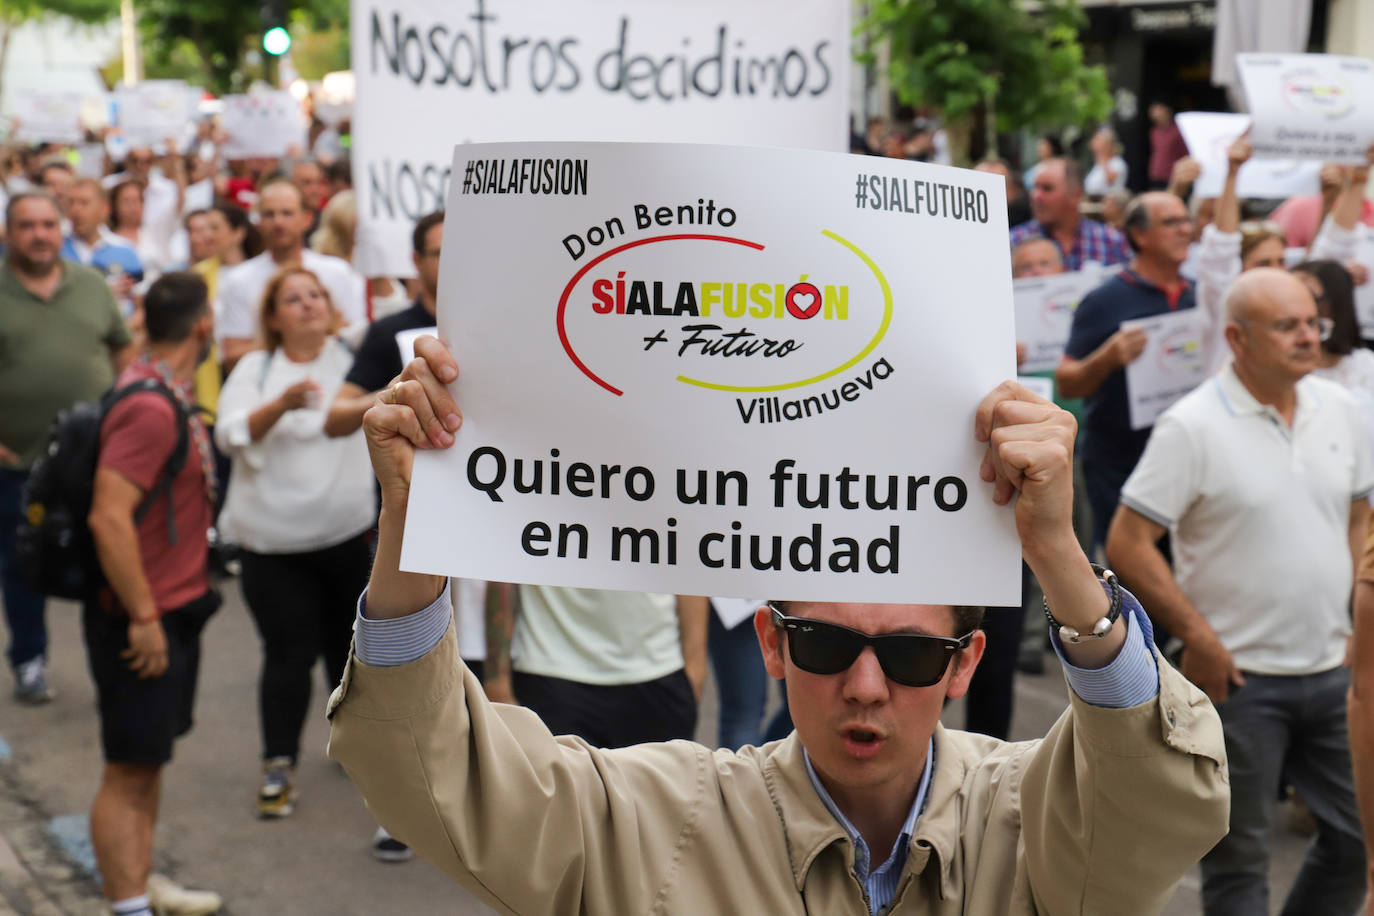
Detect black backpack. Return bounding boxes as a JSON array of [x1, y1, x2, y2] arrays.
[[17, 378, 189, 600]]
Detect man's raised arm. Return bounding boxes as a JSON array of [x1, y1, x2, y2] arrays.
[[358, 336, 461, 619]]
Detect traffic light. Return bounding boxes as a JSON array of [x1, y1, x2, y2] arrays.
[[261, 0, 291, 56]]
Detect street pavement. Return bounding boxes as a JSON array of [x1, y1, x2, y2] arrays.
[[0, 582, 1311, 914]]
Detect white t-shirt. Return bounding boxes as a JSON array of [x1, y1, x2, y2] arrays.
[[513, 587, 682, 685], [1120, 364, 1374, 675], [215, 249, 366, 342], [1084, 157, 1128, 196], [454, 578, 487, 662], [214, 338, 377, 553]]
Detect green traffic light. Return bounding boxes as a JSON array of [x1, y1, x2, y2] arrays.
[[263, 26, 291, 55]]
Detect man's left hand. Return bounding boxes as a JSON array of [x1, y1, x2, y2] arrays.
[[975, 380, 1078, 549], [123, 618, 169, 679]]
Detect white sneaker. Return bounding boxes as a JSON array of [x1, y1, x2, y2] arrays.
[[14, 656, 54, 704], [371, 826, 413, 863], [146, 874, 222, 916]]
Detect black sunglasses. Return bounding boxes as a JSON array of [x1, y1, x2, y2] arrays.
[[770, 606, 973, 688]]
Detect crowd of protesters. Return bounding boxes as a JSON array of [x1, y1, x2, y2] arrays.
[[0, 92, 1371, 915]]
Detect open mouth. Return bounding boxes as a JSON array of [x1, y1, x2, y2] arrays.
[[842, 727, 885, 759]]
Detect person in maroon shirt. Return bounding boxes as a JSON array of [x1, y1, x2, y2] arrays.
[[85, 272, 223, 916], [1148, 103, 1189, 190]]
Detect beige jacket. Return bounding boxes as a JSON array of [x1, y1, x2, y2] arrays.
[[327, 624, 1228, 915]]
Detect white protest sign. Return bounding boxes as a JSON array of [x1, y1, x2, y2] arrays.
[[220, 92, 306, 159], [12, 90, 85, 144], [114, 81, 196, 149], [401, 141, 1021, 605], [1174, 111, 1322, 199], [1122, 310, 1207, 430], [73, 143, 106, 178], [1017, 376, 1054, 402], [1237, 54, 1374, 165], [351, 0, 850, 279], [1013, 269, 1102, 373], [396, 326, 438, 362]]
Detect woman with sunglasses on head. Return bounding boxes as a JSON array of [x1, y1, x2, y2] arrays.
[[215, 267, 376, 820], [1195, 135, 1290, 374]]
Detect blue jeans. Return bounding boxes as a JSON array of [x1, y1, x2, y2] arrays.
[[1201, 666, 1366, 915], [0, 468, 47, 668], [708, 611, 769, 750], [707, 610, 793, 748]]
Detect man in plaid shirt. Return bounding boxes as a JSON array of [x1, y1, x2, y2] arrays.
[[1009, 158, 1131, 272]]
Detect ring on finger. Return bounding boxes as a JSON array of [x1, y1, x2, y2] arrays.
[[388, 384, 402, 404]]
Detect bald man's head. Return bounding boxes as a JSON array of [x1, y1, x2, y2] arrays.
[[1224, 267, 1321, 384], [1224, 268, 1306, 324]]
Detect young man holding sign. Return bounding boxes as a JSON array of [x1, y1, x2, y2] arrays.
[[327, 337, 1228, 914]]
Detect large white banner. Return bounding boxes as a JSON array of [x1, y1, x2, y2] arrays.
[[12, 90, 85, 145], [1122, 310, 1207, 430], [1013, 269, 1102, 373], [220, 92, 306, 159], [1174, 111, 1321, 199], [114, 81, 198, 149], [351, 0, 850, 279], [401, 141, 1021, 606], [1237, 53, 1374, 164]]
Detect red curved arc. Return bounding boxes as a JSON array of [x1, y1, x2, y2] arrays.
[[557, 234, 766, 396]]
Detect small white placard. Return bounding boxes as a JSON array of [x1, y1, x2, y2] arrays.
[[220, 91, 306, 159], [1237, 53, 1374, 164], [1175, 111, 1322, 199], [12, 90, 85, 144], [1122, 311, 1208, 430], [1013, 269, 1103, 373]]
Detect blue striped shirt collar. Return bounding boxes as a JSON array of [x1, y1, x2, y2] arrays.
[[803, 739, 933, 914]]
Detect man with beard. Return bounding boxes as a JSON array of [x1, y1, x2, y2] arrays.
[[0, 193, 133, 702]]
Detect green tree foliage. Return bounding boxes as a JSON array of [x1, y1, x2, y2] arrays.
[[134, 0, 348, 92], [858, 0, 1111, 161]]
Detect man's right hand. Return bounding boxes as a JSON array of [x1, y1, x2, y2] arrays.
[[1226, 136, 1252, 171], [123, 618, 169, 679], [362, 335, 462, 505], [1107, 326, 1148, 368], [1180, 629, 1245, 704], [0, 441, 19, 467]]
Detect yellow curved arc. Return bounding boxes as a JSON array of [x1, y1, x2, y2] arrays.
[[675, 230, 893, 393]]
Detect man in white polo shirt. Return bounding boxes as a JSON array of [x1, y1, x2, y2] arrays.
[[216, 178, 365, 371], [1107, 267, 1374, 915]]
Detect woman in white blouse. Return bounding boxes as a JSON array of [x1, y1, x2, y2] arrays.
[[215, 267, 377, 820], [1083, 127, 1128, 198]]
